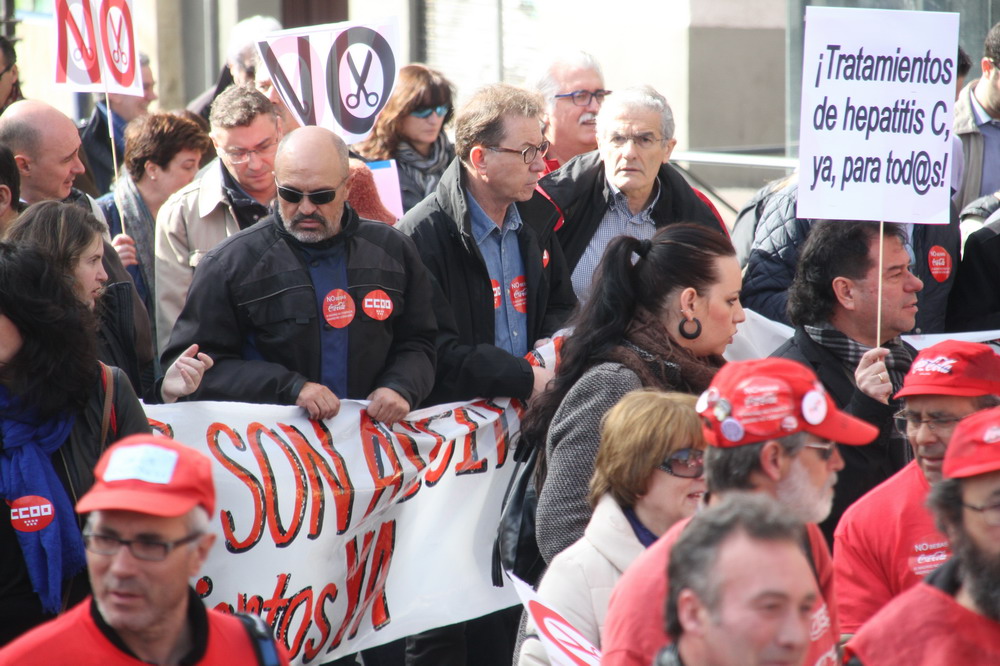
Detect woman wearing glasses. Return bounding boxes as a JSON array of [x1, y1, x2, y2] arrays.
[[522, 223, 744, 565], [518, 390, 706, 664], [354, 64, 455, 213], [0, 242, 151, 645]]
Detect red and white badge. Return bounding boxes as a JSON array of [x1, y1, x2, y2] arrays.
[[9, 495, 54, 533], [927, 245, 952, 283], [509, 276, 528, 314], [542, 249, 550, 268], [491, 279, 501, 310], [323, 289, 355, 328], [362, 289, 393, 320]]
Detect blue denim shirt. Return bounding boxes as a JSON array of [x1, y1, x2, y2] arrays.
[[467, 190, 528, 358]]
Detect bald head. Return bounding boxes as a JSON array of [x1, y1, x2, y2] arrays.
[[274, 126, 353, 243], [0, 100, 84, 203]]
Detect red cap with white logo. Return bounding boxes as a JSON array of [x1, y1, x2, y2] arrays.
[[895, 340, 1000, 399], [696, 358, 878, 448], [76, 434, 215, 517], [942, 406, 1000, 479]]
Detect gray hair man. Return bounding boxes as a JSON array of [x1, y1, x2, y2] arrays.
[[534, 50, 608, 170]]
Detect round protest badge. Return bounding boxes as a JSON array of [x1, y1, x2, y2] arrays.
[[802, 390, 828, 425], [720, 418, 745, 443], [323, 289, 356, 329], [542, 249, 550, 268], [9, 495, 55, 533], [491, 279, 501, 310], [509, 276, 528, 314], [361, 289, 393, 320], [927, 245, 952, 283]]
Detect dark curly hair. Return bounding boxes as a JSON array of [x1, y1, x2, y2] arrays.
[[0, 242, 98, 418]]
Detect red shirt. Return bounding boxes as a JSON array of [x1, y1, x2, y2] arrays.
[[845, 559, 1000, 664], [834, 460, 950, 634], [601, 514, 839, 666], [0, 595, 289, 666]]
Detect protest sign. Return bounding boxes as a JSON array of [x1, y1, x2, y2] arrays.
[[54, 0, 144, 96], [508, 576, 601, 666], [257, 19, 400, 142], [143, 397, 520, 663], [797, 7, 959, 224], [367, 160, 404, 220]]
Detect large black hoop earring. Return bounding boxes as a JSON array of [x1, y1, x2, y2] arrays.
[[678, 317, 702, 340]]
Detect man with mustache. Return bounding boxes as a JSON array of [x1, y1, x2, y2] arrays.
[[533, 51, 607, 173], [846, 405, 1000, 664], [835, 340, 1000, 641], [772, 220, 923, 543], [519, 85, 725, 302], [161, 126, 436, 425], [601, 357, 878, 666]]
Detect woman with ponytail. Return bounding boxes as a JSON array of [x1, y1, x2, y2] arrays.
[[524, 222, 744, 564]]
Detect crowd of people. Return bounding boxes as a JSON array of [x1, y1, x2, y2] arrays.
[[0, 9, 998, 666]]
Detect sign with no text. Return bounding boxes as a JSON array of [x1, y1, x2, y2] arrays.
[[54, 0, 144, 96]]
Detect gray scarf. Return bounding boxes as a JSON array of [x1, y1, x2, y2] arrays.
[[396, 133, 453, 199]]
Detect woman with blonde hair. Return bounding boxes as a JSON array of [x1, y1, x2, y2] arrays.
[[518, 390, 707, 664]]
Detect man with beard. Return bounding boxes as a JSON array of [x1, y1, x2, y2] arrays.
[[600, 357, 878, 666], [834, 340, 1000, 640], [161, 126, 436, 424], [846, 406, 1000, 664]]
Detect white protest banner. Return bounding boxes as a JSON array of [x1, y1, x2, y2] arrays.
[[143, 397, 520, 664], [257, 19, 400, 142], [54, 0, 144, 96], [367, 160, 404, 220], [798, 7, 959, 224], [508, 576, 601, 666]]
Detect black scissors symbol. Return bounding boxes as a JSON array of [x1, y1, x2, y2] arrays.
[[346, 51, 379, 109]]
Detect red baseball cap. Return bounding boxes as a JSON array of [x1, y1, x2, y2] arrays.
[[942, 406, 1000, 479], [895, 340, 1000, 399], [697, 358, 878, 448], [76, 434, 215, 517]]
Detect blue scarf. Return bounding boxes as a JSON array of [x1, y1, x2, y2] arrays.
[[0, 387, 82, 613]]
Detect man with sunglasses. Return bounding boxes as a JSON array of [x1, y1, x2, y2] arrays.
[[601, 357, 878, 666], [398, 83, 575, 407], [0, 434, 290, 665], [846, 405, 1000, 664], [834, 340, 1000, 641], [162, 125, 436, 425], [519, 85, 724, 302], [533, 51, 608, 173], [155, 84, 281, 351]]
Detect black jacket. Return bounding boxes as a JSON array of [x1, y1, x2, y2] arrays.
[[948, 210, 1000, 330], [771, 328, 912, 544], [162, 205, 437, 409], [397, 159, 576, 404], [743, 183, 961, 333], [518, 150, 725, 272], [78, 107, 116, 196]]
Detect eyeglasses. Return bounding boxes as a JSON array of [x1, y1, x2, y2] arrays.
[[410, 104, 449, 118], [894, 410, 966, 436], [963, 500, 1000, 526], [554, 89, 612, 106], [804, 440, 838, 461], [658, 448, 705, 479], [605, 132, 667, 150], [486, 140, 550, 164], [275, 174, 348, 205], [83, 531, 203, 562], [220, 138, 278, 165]]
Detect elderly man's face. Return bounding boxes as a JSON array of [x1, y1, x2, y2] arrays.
[[87, 510, 212, 642], [598, 107, 676, 199], [952, 469, 1000, 620], [902, 394, 981, 485], [22, 114, 85, 203], [545, 65, 604, 160], [684, 532, 817, 666], [274, 130, 352, 243], [844, 235, 923, 342], [108, 65, 157, 123]]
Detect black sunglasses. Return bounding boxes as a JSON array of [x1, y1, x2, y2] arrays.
[[658, 448, 705, 479], [275, 174, 348, 206]]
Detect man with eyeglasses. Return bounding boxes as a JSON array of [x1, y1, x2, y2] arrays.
[[601, 357, 878, 666], [155, 84, 281, 352], [520, 85, 724, 301], [0, 434, 290, 665], [533, 51, 608, 172], [398, 83, 575, 407], [846, 405, 1000, 664], [833, 340, 1000, 642], [162, 125, 436, 424]]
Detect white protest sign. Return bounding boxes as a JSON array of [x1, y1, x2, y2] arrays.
[[54, 0, 144, 96], [257, 19, 400, 142], [508, 576, 601, 666], [798, 7, 959, 224], [367, 160, 404, 220]]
